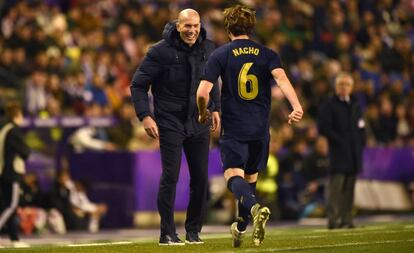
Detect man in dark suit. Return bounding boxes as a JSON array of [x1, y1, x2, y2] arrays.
[[318, 73, 366, 229], [130, 9, 220, 245]]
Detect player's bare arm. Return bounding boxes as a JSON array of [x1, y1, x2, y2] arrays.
[[196, 80, 214, 124], [271, 68, 303, 124]]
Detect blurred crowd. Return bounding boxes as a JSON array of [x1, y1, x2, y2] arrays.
[[0, 0, 414, 148], [15, 168, 107, 235], [0, 0, 414, 223]]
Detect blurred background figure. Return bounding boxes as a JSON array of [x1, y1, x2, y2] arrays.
[[302, 136, 329, 218], [48, 168, 106, 232], [318, 73, 366, 229], [48, 169, 82, 231], [0, 102, 30, 248], [17, 172, 48, 236], [69, 181, 107, 233], [69, 103, 117, 153], [278, 137, 308, 220]]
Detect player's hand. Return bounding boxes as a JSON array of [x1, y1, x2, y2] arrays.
[[288, 107, 303, 124], [198, 109, 211, 124], [143, 116, 159, 139], [210, 111, 220, 132]]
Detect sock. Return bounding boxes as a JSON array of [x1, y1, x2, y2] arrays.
[[227, 176, 257, 214], [236, 181, 257, 231]]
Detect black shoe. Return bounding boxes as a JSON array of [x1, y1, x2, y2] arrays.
[[159, 234, 185, 246], [185, 232, 204, 244]]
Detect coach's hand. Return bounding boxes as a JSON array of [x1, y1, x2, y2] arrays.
[[288, 107, 303, 124], [198, 109, 211, 124], [210, 111, 220, 132], [143, 116, 159, 139]]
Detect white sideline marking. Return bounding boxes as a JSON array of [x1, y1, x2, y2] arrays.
[[218, 239, 414, 253], [273, 229, 414, 241], [63, 227, 414, 248], [68, 241, 133, 247]]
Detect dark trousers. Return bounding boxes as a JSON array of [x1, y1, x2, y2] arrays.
[[157, 128, 210, 236], [0, 181, 20, 241], [327, 174, 356, 228]]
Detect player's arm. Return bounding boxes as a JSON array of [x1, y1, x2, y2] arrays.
[[272, 68, 303, 124], [197, 80, 214, 124]]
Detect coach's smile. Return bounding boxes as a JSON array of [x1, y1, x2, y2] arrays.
[[176, 9, 201, 47]]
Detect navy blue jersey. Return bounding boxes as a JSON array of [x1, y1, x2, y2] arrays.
[[202, 39, 282, 140]]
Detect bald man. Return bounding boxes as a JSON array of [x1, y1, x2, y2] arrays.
[[130, 9, 221, 245]]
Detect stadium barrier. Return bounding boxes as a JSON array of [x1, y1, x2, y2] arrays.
[[21, 116, 115, 128], [26, 147, 414, 228]]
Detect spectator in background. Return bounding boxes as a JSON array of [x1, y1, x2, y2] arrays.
[[20, 172, 46, 208], [364, 103, 381, 146], [18, 172, 48, 235], [318, 73, 366, 229], [61, 72, 87, 115], [85, 73, 109, 107], [0, 48, 19, 89], [69, 181, 107, 233], [48, 169, 86, 231], [302, 136, 329, 218], [128, 123, 160, 151], [69, 103, 116, 152], [377, 96, 397, 145], [25, 70, 48, 115], [108, 101, 159, 151], [130, 9, 220, 245], [395, 103, 410, 146], [0, 102, 30, 248], [107, 102, 136, 151], [278, 138, 308, 220]]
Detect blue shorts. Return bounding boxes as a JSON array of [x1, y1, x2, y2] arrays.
[[219, 135, 270, 174]]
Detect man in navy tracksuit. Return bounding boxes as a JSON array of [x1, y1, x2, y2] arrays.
[[130, 9, 220, 245], [0, 103, 30, 248]]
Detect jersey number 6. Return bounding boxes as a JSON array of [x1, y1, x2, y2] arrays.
[[238, 62, 258, 100]]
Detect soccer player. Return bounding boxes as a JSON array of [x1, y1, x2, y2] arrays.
[[196, 5, 303, 247]]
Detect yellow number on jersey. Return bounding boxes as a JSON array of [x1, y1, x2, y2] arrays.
[[238, 62, 258, 100]]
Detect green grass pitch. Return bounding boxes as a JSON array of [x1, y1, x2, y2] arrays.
[[2, 222, 413, 253]]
